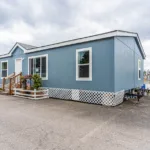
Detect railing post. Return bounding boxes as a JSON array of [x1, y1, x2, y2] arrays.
[[47, 89, 49, 98], [2, 78, 5, 91], [14, 88, 16, 96], [20, 72, 22, 88], [34, 89, 36, 99], [9, 78, 12, 95]]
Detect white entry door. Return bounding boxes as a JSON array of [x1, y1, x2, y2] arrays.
[[15, 58, 22, 74]]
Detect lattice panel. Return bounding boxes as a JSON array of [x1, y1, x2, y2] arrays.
[[49, 88, 72, 100], [48, 88, 125, 106], [101, 92, 115, 106], [79, 90, 102, 104]]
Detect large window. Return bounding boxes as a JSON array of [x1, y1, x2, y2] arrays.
[[76, 47, 92, 81], [1, 61, 8, 78], [138, 59, 141, 80], [28, 55, 48, 80]]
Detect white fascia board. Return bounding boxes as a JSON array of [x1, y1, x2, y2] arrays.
[[0, 43, 27, 59], [136, 36, 146, 58], [25, 32, 118, 53], [0, 31, 146, 59], [116, 31, 137, 37], [0, 54, 11, 58], [9, 43, 27, 55], [116, 31, 146, 58], [24, 31, 140, 54]]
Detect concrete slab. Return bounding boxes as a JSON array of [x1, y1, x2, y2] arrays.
[[0, 95, 150, 150]]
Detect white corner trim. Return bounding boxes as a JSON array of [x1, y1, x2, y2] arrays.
[[138, 59, 141, 80], [76, 47, 92, 81], [28, 54, 48, 80], [1, 60, 8, 79]]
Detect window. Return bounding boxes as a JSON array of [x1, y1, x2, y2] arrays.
[[138, 59, 141, 80], [76, 47, 92, 81], [1, 61, 8, 78], [28, 55, 48, 80]]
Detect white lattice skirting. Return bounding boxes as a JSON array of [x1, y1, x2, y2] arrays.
[[47, 88, 124, 106]]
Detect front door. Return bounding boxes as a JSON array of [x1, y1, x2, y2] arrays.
[[15, 58, 22, 74]]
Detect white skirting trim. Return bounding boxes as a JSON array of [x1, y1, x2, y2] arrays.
[[44, 87, 124, 106]]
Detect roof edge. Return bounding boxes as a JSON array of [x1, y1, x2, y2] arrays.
[[0, 30, 146, 59]]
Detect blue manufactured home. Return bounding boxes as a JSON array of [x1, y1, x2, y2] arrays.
[[0, 30, 146, 106]]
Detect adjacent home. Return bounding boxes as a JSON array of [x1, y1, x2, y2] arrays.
[[0, 30, 146, 106]]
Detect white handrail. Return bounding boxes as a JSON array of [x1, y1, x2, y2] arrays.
[[5, 72, 15, 79], [13, 88, 48, 92], [15, 92, 48, 97]]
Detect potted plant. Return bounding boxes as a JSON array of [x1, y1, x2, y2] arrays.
[[31, 74, 42, 97], [20, 76, 26, 89], [32, 74, 42, 90]]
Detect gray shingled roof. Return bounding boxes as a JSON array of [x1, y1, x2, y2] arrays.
[[17, 42, 37, 50]]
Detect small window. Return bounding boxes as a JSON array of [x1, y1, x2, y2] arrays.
[[28, 55, 48, 80], [138, 59, 141, 80], [76, 47, 92, 81], [1, 61, 8, 78]]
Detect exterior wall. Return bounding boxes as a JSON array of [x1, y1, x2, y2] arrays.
[[0, 38, 114, 92], [0, 47, 28, 80], [114, 37, 144, 92]]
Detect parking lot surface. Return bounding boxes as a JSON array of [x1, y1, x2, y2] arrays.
[[0, 95, 150, 150]]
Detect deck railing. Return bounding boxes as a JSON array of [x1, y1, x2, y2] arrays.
[[2, 72, 22, 95], [2, 72, 15, 92], [14, 88, 49, 100]]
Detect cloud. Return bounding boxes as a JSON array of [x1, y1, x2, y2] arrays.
[[0, 0, 150, 69]]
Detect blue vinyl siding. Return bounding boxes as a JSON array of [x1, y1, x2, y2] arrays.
[[0, 38, 115, 92], [0, 36, 144, 92], [0, 47, 28, 77], [114, 37, 144, 92]]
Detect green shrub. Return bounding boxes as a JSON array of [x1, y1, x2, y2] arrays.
[[32, 74, 42, 90]]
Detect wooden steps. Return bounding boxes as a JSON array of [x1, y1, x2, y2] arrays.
[[2, 72, 22, 95], [0, 91, 9, 95]]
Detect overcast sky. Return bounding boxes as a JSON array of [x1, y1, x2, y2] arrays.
[[0, 0, 150, 69]]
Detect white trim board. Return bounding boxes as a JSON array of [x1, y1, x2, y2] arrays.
[[76, 47, 92, 81], [1, 60, 8, 79], [0, 30, 146, 59], [0, 43, 27, 58], [28, 54, 48, 80], [138, 59, 141, 80]]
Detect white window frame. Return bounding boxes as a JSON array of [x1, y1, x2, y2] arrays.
[[76, 47, 92, 81], [28, 54, 48, 80], [138, 59, 141, 80], [1, 60, 8, 79]]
